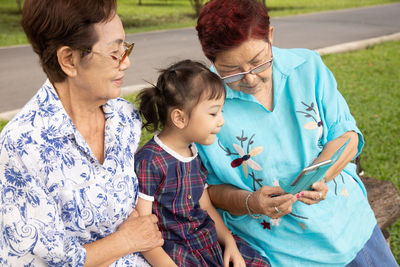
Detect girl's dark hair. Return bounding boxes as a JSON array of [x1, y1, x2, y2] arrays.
[[138, 60, 225, 132], [21, 0, 117, 83]]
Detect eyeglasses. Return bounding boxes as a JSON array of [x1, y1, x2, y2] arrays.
[[218, 49, 273, 84], [83, 41, 134, 67]]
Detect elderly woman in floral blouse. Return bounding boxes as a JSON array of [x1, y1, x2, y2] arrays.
[[0, 0, 163, 266]]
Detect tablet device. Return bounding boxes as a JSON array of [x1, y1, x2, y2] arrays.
[[279, 138, 350, 194]]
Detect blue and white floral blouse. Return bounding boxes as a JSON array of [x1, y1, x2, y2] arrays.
[[0, 80, 142, 266]]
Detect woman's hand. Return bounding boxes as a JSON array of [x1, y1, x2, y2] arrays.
[[296, 180, 328, 205], [117, 209, 164, 253], [249, 186, 297, 219], [84, 209, 164, 267], [223, 237, 246, 267]]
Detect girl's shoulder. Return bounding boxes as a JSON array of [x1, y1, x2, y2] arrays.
[[135, 137, 165, 164]]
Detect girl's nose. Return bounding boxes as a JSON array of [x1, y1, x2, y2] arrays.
[[218, 113, 225, 127]]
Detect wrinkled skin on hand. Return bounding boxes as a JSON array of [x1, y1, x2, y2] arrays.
[[249, 186, 297, 219], [117, 209, 164, 253]]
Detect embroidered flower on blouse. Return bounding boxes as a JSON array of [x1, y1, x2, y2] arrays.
[[296, 101, 323, 140]]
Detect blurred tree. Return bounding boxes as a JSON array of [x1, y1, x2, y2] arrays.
[[189, 0, 204, 17], [16, 0, 23, 13], [189, 0, 265, 17]]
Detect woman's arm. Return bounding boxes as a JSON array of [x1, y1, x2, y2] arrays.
[[314, 131, 358, 182], [208, 184, 297, 219], [135, 198, 177, 267], [199, 188, 245, 267], [84, 209, 164, 267], [297, 131, 358, 205]]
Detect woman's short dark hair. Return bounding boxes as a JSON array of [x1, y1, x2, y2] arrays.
[[138, 60, 225, 132], [196, 0, 270, 62], [21, 0, 117, 83]]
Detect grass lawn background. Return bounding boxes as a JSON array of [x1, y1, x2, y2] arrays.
[[1, 0, 399, 46]]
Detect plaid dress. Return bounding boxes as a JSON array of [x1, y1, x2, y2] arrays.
[[135, 136, 269, 267]]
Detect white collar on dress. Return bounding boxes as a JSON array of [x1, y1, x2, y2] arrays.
[[154, 134, 198, 163]]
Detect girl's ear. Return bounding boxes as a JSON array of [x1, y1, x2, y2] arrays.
[[57, 46, 78, 77], [170, 108, 188, 129]]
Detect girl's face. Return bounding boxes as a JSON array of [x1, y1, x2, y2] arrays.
[[213, 37, 273, 97], [183, 94, 225, 145]]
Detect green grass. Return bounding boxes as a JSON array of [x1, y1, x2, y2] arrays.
[[0, 120, 8, 132], [1, 0, 399, 47]]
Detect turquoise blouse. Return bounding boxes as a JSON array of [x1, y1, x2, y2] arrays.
[[197, 47, 376, 266]]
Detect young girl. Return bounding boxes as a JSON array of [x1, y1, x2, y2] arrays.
[[135, 60, 269, 267]]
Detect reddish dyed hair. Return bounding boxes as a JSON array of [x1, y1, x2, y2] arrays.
[[196, 0, 270, 62], [21, 0, 117, 83]]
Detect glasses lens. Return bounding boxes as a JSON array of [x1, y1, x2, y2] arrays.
[[223, 74, 244, 84], [126, 43, 134, 57], [252, 61, 271, 74], [119, 42, 134, 65]]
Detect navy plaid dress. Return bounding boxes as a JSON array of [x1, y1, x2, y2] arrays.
[[135, 136, 269, 266]]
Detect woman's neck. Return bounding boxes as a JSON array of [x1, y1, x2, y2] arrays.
[[157, 128, 193, 158], [53, 80, 106, 164], [53, 80, 106, 129], [253, 83, 274, 111]]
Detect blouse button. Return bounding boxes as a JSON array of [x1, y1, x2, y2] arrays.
[[187, 194, 192, 200], [189, 216, 193, 220], [194, 227, 198, 231]]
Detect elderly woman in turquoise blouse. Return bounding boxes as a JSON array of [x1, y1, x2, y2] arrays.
[[0, 0, 163, 266], [195, 0, 398, 266]]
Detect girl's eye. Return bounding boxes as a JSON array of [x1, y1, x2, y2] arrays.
[[210, 113, 217, 117], [110, 55, 118, 61]]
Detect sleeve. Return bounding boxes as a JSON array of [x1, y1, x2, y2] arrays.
[[314, 52, 364, 158], [0, 142, 86, 266], [135, 156, 162, 201]]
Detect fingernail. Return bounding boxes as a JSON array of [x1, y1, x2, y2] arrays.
[[296, 194, 300, 199], [301, 192, 305, 196]]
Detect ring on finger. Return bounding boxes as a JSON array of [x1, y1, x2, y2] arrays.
[[274, 206, 282, 214], [317, 192, 323, 200]]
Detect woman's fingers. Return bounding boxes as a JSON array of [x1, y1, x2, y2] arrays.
[[268, 194, 297, 218], [117, 212, 164, 252], [297, 181, 328, 205], [251, 186, 297, 218]]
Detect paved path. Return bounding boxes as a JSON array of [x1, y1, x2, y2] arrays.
[[1, 3, 400, 117]]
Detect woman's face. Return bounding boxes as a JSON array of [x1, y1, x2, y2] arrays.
[[214, 37, 273, 96], [73, 14, 131, 103]]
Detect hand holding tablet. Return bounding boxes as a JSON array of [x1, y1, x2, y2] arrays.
[[279, 138, 351, 194]]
